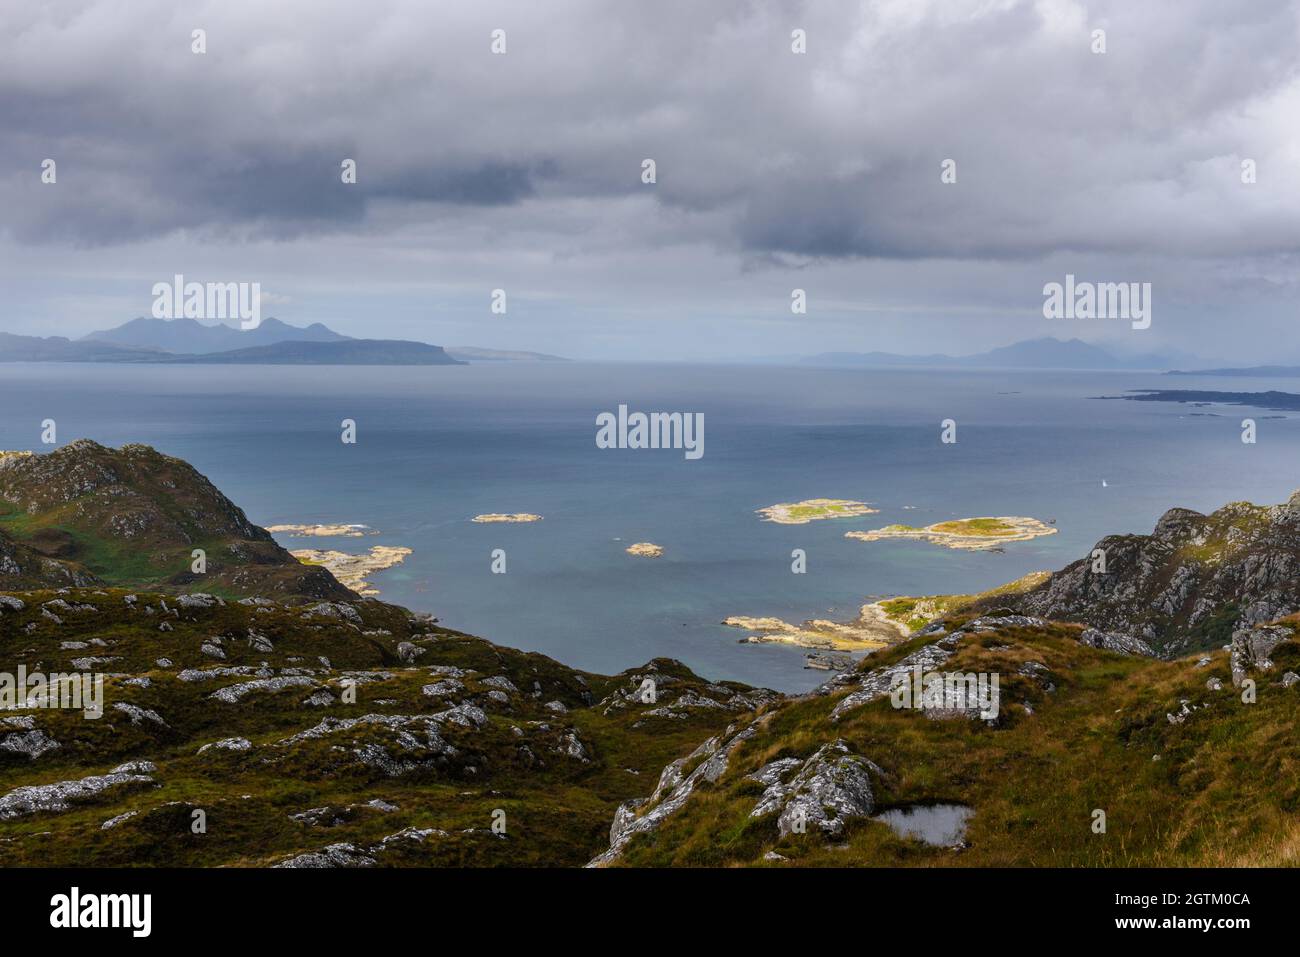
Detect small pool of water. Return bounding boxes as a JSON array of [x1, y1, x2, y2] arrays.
[[874, 803, 972, 846]]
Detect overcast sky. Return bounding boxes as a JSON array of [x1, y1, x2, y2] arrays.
[[2, 0, 1298, 361]]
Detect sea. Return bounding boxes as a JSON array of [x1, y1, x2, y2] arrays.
[[2, 361, 1298, 693]]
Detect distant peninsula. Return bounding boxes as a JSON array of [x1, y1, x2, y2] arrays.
[[444, 346, 568, 362], [756, 499, 879, 524], [1102, 389, 1300, 413], [798, 337, 1199, 372], [1167, 366, 1300, 378], [0, 317, 569, 366], [846, 517, 1057, 551]]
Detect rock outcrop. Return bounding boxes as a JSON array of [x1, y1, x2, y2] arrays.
[[1007, 492, 1300, 654], [749, 739, 879, 837]]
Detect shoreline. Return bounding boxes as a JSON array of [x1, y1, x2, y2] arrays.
[[723, 599, 911, 652], [291, 545, 413, 596]]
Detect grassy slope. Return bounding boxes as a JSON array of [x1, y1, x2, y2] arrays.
[[612, 614, 1300, 867]]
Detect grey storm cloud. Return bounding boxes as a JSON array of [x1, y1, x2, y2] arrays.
[[3, 0, 1300, 364], [2, 0, 1298, 258]]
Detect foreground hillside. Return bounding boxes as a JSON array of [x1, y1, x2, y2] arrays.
[[0, 588, 772, 866], [593, 611, 1300, 867]]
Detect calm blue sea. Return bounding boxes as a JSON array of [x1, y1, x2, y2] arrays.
[[2, 362, 1297, 692]]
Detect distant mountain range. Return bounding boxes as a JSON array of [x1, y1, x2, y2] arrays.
[[162, 338, 464, 365], [84, 316, 350, 354], [801, 337, 1202, 371], [0, 317, 567, 365]]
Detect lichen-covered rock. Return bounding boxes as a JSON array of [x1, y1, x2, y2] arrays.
[[1077, 627, 1156, 657], [275, 825, 443, 867], [0, 728, 61, 759], [431, 703, 487, 729], [306, 602, 363, 625], [421, 679, 464, 698], [112, 702, 168, 727], [1230, 624, 1292, 686], [247, 631, 274, 653], [750, 739, 878, 837], [746, 757, 802, 787], [274, 842, 377, 868], [101, 810, 139, 829], [396, 641, 425, 664], [830, 639, 955, 721], [0, 763, 156, 820], [556, 731, 588, 761], [70, 656, 120, 670], [1010, 493, 1300, 654], [209, 676, 318, 703], [1018, 660, 1056, 692], [274, 709, 480, 777]]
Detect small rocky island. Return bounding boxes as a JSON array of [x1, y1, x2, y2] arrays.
[[472, 513, 543, 524], [268, 523, 374, 538], [846, 516, 1057, 551], [291, 545, 413, 595], [625, 542, 664, 557], [756, 498, 879, 524]]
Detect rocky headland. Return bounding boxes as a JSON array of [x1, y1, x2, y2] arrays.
[[723, 601, 909, 652], [290, 546, 413, 596]]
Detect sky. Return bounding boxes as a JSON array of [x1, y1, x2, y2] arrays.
[[2, 0, 1299, 361]]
